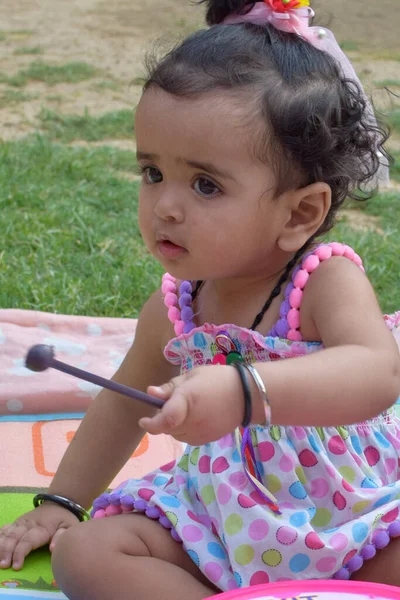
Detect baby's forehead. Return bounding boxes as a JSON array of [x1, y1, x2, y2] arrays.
[[135, 86, 262, 163]]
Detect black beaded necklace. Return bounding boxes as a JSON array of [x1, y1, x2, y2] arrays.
[[191, 246, 306, 331]]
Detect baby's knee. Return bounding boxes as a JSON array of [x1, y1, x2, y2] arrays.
[[52, 523, 96, 591]]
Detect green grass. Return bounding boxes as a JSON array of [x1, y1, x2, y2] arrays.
[[21, 60, 98, 85], [390, 151, 400, 181], [0, 136, 399, 316], [38, 108, 134, 142], [0, 137, 160, 316], [0, 71, 27, 87], [91, 80, 122, 92], [388, 110, 400, 133], [365, 50, 400, 62], [0, 61, 98, 87], [0, 89, 35, 107], [374, 79, 400, 89], [14, 46, 43, 55], [339, 41, 360, 52], [325, 190, 400, 314], [46, 94, 63, 103]]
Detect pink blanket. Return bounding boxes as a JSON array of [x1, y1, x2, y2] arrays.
[[0, 309, 184, 489], [0, 309, 137, 415]]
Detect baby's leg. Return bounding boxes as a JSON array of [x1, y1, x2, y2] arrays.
[[353, 537, 400, 586], [52, 513, 218, 600]]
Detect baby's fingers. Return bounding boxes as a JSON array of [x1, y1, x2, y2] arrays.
[[147, 381, 176, 401], [139, 390, 188, 435], [4, 525, 50, 570]]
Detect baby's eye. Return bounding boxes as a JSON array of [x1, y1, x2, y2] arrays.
[[143, 167, 163, 184], [193, 177, 221, 197]]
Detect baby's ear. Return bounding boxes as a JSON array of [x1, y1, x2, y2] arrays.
[[277, 182, 331, 252]]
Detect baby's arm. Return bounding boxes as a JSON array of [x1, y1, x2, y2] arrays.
[[48, 289, 177, 508], [253, 256, 400, 426], [0, 290, 177, 569], [141, 258, 400, 444]]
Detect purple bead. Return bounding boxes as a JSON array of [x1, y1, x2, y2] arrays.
[[346, 555, 364, 573], [268, 326, 277, 337], [133, 499, 147, 512], [181, 306, 194, 322], [170, 527, 182, 542], [388, 521, 400, 538], [146, 506, 161, 519], [159, 515, 172, 529], [179, 281, 192, 294], [372, 529, 390, 549], [95, 494, 110, 509], [109, 492, 121, 505], [275, 317, 290, 338], [360, 544, 376, 560], [183, 322, 195, 334], [333, 567, 350, 580], [178, 293, 192, 308], [284, 282, 294, 298], [279, 299, 291, 318], [120, 495, 134, 509], [292, 264, 302, 277], [92, 498, 103, 510]]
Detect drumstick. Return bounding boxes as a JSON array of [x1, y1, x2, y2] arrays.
[[25, 344, 164, 408]]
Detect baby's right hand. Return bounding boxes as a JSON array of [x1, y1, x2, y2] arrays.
[[0, 502, 80, 570]]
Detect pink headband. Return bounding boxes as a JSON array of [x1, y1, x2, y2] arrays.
[[222, 2, 389, 186]]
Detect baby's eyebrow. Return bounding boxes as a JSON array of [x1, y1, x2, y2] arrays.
[[183, 159, 236, 181], [136, 151, 236, 181]]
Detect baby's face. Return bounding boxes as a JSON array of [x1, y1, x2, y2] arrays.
[[136, 86, 286, 282]]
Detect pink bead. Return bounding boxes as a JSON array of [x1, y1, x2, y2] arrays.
[[105, 504, 122, 516], [168, 307, 180, 322], [287, 308, 300, 330], [289, 288, 303, 309], [287, 329, 303, 341], [353, 253, 363, 267], [293, 269, 309, 289], [93, 509, 106, 519], [302, 254, 320, 273], [174, 320, 184, 336], [315, 245, 332, 261], [343, 245, 355, 260], [360, 265, 365, 272], [162, 273, 175, 282], [164, 292, 178, 307], [161, 280, 176, 294], [329, 242, 345, 256]]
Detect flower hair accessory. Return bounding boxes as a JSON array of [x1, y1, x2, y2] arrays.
[[266, 0, 310, 13], [223, 0, 314, 37]]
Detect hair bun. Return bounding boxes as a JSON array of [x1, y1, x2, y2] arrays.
[[199, 0, 251, 25]]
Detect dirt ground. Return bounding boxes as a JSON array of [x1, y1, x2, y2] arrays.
[[0, 0, 399, 145]]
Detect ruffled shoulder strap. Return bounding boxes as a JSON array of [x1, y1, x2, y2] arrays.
[[161, 274, 196, 336], [270, 242, 364, 342]]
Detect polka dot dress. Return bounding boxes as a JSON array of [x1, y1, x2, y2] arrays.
[[92, 244, 400, 590]]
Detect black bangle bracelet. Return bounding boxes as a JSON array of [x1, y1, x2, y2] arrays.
[[33, 493, 90, 522], [232, 361, 252, 427]]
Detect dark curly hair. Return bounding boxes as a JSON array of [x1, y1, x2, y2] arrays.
[[142, 0, 390, 237]]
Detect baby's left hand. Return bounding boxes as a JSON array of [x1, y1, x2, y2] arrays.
[[139, 365, 244, 445]]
